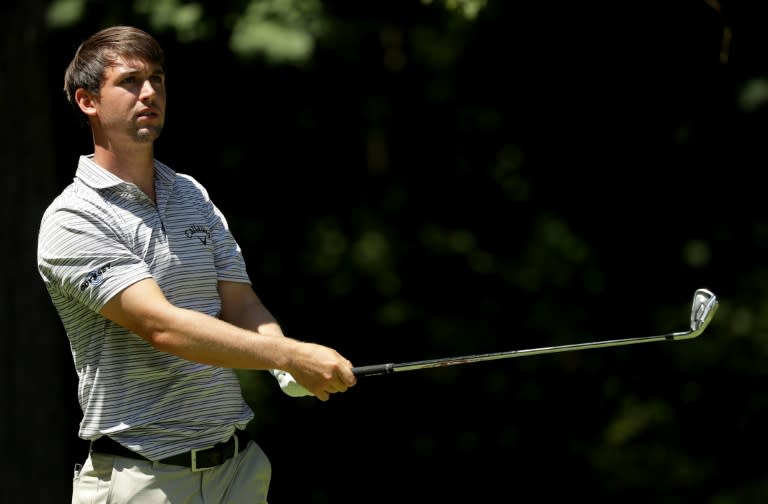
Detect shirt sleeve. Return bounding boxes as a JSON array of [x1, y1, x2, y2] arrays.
[[37, 201, 153, 313]]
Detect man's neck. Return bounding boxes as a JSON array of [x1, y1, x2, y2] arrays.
[[92, 143, 157, 201]]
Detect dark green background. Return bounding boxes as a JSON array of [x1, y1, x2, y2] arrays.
[[5, 0, 768, 502]]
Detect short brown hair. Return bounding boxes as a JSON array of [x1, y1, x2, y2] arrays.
[[63, 26, 165, 113]]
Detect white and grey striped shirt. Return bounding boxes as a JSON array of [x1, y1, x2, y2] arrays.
[[37, 155, 255, 460]]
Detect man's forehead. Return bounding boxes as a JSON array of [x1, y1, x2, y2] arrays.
[[107, 55, 163, 74]]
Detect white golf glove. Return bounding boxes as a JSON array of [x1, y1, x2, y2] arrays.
[[269, 369, 314, 397]]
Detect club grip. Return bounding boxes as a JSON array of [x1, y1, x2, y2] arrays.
[[352, 363, 395, 377]]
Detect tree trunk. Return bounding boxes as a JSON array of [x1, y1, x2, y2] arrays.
[[1, 1, 78, 501]]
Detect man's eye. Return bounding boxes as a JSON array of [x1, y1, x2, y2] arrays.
[[122, 76, 136, 84]]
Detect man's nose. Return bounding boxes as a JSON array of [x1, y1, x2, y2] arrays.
[[139, 80, 156, 100]]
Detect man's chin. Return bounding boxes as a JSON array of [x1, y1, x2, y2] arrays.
[[135, 127, 162, 143]]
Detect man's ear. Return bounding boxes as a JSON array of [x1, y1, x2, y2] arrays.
[[74, 88, 98, 117]]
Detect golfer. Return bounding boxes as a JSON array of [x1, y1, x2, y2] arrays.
[[37, 25, 356, 503]]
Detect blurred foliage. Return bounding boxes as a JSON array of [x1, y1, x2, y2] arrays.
[[36, 0, 768, 502], [134, 0, 208, 42], [46, 0, 484, 64], [422, 0, 487, 19], [229, 0, 327, 64]]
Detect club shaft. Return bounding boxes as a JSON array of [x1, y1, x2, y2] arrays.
[[352, 330, 694, 377], [352, 288, 718, 378]]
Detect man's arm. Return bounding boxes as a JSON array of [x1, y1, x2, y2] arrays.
[[100, 278, 356, 401], [217, 280, 314, 397], [217, 280, 285, 339]]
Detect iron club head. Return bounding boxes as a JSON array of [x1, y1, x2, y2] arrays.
[[689, 288, 718, 336]]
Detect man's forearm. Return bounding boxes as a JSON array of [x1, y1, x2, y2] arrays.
[[148, 304, 297, 369]]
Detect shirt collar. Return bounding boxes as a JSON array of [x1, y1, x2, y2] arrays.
[[153, 159, 177, 185], [75, 154, 177, 189]]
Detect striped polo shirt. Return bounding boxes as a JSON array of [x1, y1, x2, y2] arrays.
[[37, 155, 255, 460]]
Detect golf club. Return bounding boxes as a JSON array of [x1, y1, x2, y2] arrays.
[[351, 288, 718, 377]]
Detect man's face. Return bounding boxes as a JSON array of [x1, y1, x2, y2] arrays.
[[94, 56, 166, 144]]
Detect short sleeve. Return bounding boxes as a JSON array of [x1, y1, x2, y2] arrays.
[[37, 202, 153, 313]]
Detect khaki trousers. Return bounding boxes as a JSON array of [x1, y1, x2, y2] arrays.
[[72, 440, 271, 503]]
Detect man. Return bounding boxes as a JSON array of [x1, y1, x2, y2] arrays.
[[37, 25, 357, 503]]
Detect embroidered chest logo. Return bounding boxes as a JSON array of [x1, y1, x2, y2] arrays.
[[80, 263, 112, 291], [184, 225, 211, 245]]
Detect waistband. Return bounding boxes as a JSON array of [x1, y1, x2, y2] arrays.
[[90, 429, 250, 472]]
